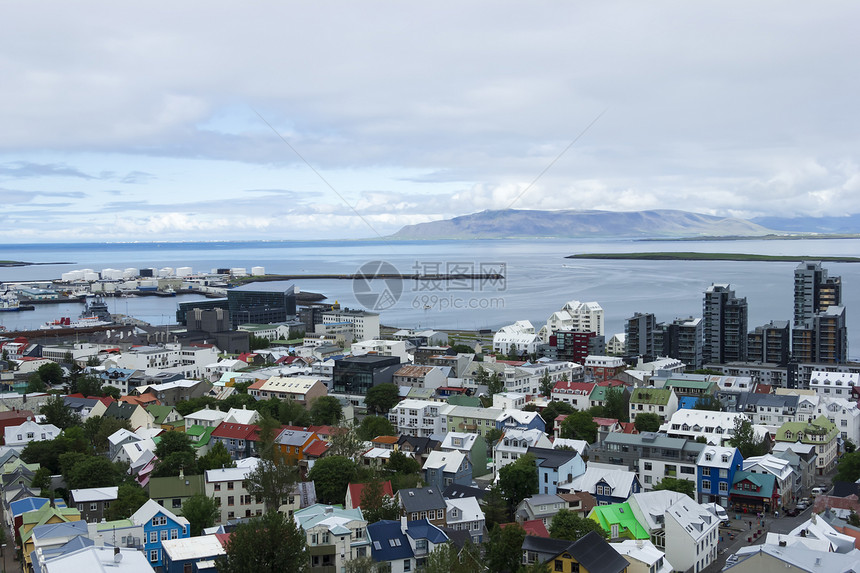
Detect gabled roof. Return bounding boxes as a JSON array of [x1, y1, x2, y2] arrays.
[[423, 450, 467, 474], [399, 487, 446, 512], [347, 481, 393, 509], [368, 520, 413, 561], [528, 446, 581, 470], [10, 497, 66, 518], [443, 483, 487, 502], [589, 503, 650, 539], [211, 422, 259, 440], [130, 498, 188, 527], [730, 471, 776, 499], [405, 518, 448, 544], [560, 530, 634, 573], [630, 388, 674, 405], [568, 467, 637, 497], [70, 487, 118, 503], [304, 439, 330, 457]]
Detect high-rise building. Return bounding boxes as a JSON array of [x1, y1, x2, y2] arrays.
[[660, 316, 704, 370], [548, 330, 605, 365], [794, 261, 842, 327], [792, 305, 848, 364], [747, 320, 790, 365], [625, 312, 657, 361], [703, 284, 748, 365]]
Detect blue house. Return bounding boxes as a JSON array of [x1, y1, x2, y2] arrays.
[[422, 450, 472, 490], [496, 410, 546, 433], [368, 519, 448, 572], [130, 499, 190, 569], [527, 447, 586, 495], [566, 466, 641, 505], [696, 445, 743, 507]]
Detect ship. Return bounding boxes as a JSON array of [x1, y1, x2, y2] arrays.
[[81, 296, 112, 322], [0, 291, 35, 312]]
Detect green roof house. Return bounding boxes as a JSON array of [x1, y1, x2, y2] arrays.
[[775, 415, 838, 475], [588, 502, 649, 540], [628, 388, 678, 423]]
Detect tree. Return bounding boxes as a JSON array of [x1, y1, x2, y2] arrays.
[[450, 344, 476, 355], [328, 426, 368, 461], [198, 441, 234, 471], [32, 466, 53, 497], [356, 415, 397, 441], [63, 455, 125, 489], [106, 483, 150, 520], [181, 493, 219, 536], [653, 477, 696, 498], [86, 355, 102, 367], [155, 431, 195, 460], [474, 366, 489, 387], [364, 384, 401, 414], [277, 399, 312, 427], [419, 542, 483, 573], [244, 458, 299, 513], [835, 451, 860, 483], [694, 394, 722, 411], [27, 373, 46, 393], [485, 523, 526, 573], [387, 450, 421, 475], [37, 362, 64, 386], [539, 372, 553, 398], [633, 412, 662, 433], [175, 397, 219, 417], [498, 453, 538, 510], [360, 480, 400, 524], [102, 385, 121, 400], [549, 509, 607, 540], [560, 411, 598, 443], [604, 387, 628, 422], [153, 451, 199, 478], [482, 484, 510, 528], [487, 372, 504, 396], [218, 510, 308, 573], [345, 557, 384, 573], [727, 417, 769, 458], [845, 439, 857, 454], [74, 374, 104, 397], [249, 335, 271, 351], [310, 396, 343, 426], [307, 456, 358, 505], [848, 511, 860, 527], [39, 394, 81, 430], [541, 401, 575, 430], [92, 416, 133, 454]]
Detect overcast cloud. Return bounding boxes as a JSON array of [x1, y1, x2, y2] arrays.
[[1, 1, 859, 242]]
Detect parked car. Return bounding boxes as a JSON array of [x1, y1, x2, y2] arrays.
[[785, 507, 799, 517], [811, 487, 826, 497], [795, 501, 809, 511]]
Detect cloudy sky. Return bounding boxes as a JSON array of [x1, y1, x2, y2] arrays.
[[2, 2, 859, 243]]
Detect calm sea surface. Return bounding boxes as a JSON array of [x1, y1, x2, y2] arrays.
[[2, 238, 859, 358]]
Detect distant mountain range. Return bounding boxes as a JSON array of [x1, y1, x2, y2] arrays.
[[389, 209, 782, 240]]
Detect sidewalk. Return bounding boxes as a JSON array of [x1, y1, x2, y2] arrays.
[[705, 514, 771, 573]]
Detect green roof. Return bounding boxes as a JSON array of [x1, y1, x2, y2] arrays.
[[147, 474, 205, 500], [630, 388, 673, 405], [146, 405, 176, 425], [95, 518, 135, 531], [588, 503, 649, 539], [589, 386, 609, 402], [191, 426, 215, 448], [447, 395, 482, 407], [730, 470, 775, 499], [775, 415, 838, 443]]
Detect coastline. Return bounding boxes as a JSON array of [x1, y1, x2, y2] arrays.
[[566, 252, 860, 263]]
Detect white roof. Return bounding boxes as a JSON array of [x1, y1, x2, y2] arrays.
[[235, 457, 261, 469], [161, 535, 226, 560], [629, 490, 687, 531], [130, 499, 189, 528], [611, 539, 672, 572], [70, 486, 119, 503], [121, 439, 156, 464], [445, 496, 483, 523], [224, 407, 259, 425], [501, 428, 552, 449], [107, 428, 139, 446], [731, 544, 860, 572], [697, 446, 740, 468], [496, 409, 541, 425], [41, 546, 156, 572], [568, 466, 637, 496], [552, 438, 589, 453], [743, 454, 794, 481], [441, 432, 478, 450], [423, 450, 467, 473], [664, 496, 718, 541], [186, 408, 228, 422], [771, 442, 816, 456], [205, 463, 257, 483]]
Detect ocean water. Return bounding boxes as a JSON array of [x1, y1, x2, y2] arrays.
[[1, 238, 859, 357]]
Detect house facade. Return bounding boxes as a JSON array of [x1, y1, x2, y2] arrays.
[[696, 446, 743, 507]]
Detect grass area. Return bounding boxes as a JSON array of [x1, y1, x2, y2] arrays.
[[567, 252, 860, 262]]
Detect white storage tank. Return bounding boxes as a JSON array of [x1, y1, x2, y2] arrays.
[[231, 268, 247, 277], [61, 271, 80, 282], [251, 266, 265, 276], [123, 268, 138, 278], [84, 272, 100, 282], [101, 268, 124, 280], [158, 267, 174, 277], [176, 266, 193, 277]]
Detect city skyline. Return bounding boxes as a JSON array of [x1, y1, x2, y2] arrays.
[[2, 2, 860, 243]]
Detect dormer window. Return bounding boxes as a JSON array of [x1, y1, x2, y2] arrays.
[[705, 453, 712, 461], [721, 454, 729, 463]]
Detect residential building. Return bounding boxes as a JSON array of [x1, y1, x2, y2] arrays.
[[332, 355, 401, 396], [729, 470, 779, 513], [147, 473, 205, 512], [345, 481, 394, 511], [703, 283, 748, 365], [210, 422, 259, 460], [516, 494, 566, 527], [275, 429, 320, 465], [526, 531, 630, 573], [589, 432, 704, 490], [494, 428, 552, 476], [792, 305, 849, 364], [539, 300, 605, 341], [771, 442, 817, 495], [696, 445, 743, 507], [70, 487, 118, 523], [747, 321, 790, 365], [530, 446, 587, 495], [808, 370, 858, 398], [4, 420, 60, 448], [444, 405, 502, 438], [628, 388, 678, 424], [35, 545, 157, 573], [774, 415, 839, 475], [161, 534, 226, 573], [392, 365, 448, 390], [440, 432, 488, 477], [626, 313, 658, 362], [247, 376, 328, 405], [204, 462, 265, 523], [445, 496, 485, 543], [130, 499, 190, 570], [663, 496, 720, 573], [726, 543, 860, 573], [493, 320, 541, 356], [422, 450, 472, 490], [607, 333, 627, 356], [658, 316, 704, 370], [183, 407, 228, 429], [548, 330, 605, 366], [565, 466, 641, 505], [742, 454, 796, 506], [794, 261, 842, 326], [397, 487, 447, 528], [661, 409, 755, 446], [294, 504, 370, 573], [321, 306, 380, 340], [367, 518, 448, 573], [585, 355, 625, 382], [611, 539, 672, 573], [389, 399, 450, 438], [551, 381, 596, 409]]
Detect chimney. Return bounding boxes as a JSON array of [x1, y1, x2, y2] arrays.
[[401, 514, 407, 532], [179, 468, 184, 480]]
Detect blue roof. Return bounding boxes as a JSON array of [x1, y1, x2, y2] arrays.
[[678, 396, 699, 410], [10, 497, 66, 517], [31, 520, 88, 541], [31, 535, 97, 573], [406, 519, 448, 544], [368, 520, 414, 561]]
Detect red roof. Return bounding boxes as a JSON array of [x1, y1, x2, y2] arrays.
[[597, 379, 626, 387], [496, 360, 527, 366], [212, 422, 260, 440], [0, 409, 34, 421], [592, 417, 620, 427], [215, 533, 232, 548], [520, 519, 550, 537], [753, 384, 772, 394], [347, 481, 394, 510], [308, 425, 335, 436], [552, 380, 595, 393], [304, 439, 330, 457], [620, 422, 638, 434], [236, 353, 259, 363]]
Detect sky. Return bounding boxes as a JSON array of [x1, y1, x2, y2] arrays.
[[2, 1, 860, 243]]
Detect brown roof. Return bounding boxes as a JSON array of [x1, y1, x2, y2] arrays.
[[394, 365, 435, 377], [372, 435, 399, 444], [559, 492, 598, 514], [813, 494, 860, 514]]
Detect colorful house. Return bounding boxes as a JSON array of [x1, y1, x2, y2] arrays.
[[728, 470, 778, 513], [774, 415, 839, 475], [588, 503, 650, 540], [696, 445, 743, 507], [130, 499, 190, 570]]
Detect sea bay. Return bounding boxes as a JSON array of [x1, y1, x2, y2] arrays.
[[1, 238, 859, 359]]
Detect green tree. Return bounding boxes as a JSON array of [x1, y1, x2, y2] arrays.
[[498, 453, 538, 510], [845, 439, 857, 454], [450, 344, 476, 355], [360, 480, 399, 524], [603, 387, 628, 422], [541, 401, 575, 430], [32, 466, 53, 497], [694, 394, 722, 411], [37, 362, 65, 386], [63, 455, 125, 489], [102, 385, 121, 400], [218, 511, 308, 573], [482, 484, 510, 528], [153, 451, 199, 478], [419, 542, 483, 573], [727, 417, 769, 458], [485, 523, 526, 573], [310, 396, 343, 426], [92, 416, 133, 454], [175, 397, 219, 417], [181, 493, 220, 536], [328, 426, 368, 461], [356, 415, 397, 441], [74, 374, 104, 397], [539, 372, 553, 398], [155, 431, 195, 460], [653, 477, 696, 498], [474, 366, 489, 387], [387, 450, 421, 475], [249, 335, 271, 351], [307, 456, 358, 505], [345, 557, 384, 573], [244, 458, 299, 513], [27, 373, 46, 393], [549, 509, 607, 540], [106, 483, 150, 520], [560, 411, 598, 443], [487, 372, 505, 396], [255, 414, 284, 462], [364, 384, 401, 415], [277, 399, 312, 427], [86, 355, 102, 367], [848, 511, 860, 527], [198, 441, 235, 471], [633, 412, 662, 433], [835, 451, 860, 483], [40, 394, 81, 430]]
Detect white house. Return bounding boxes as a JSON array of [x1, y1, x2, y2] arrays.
[[445, 496, 486, 543], [493, 428, 552, 476], [539, 300, 605, 341], [351, 340, 409, 362], [493, 320, 541, 356], [204, 460, 265, 523], [388, 399, 451, 437], [4, 420, 61, 448], [663, 496, 719, 573], [809, 370, 859, 398], [184, 406, 228, 429], [660, 410, 758, 446]]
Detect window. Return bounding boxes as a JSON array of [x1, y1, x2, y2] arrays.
[[161, 530, 169, 541], [171, 529, 178, 539], [90, 502, 98, 511], [228, 496, 234, 506], [555, 560, 564, 572], [702, 468, 710, 477], [644, 462, 652, 471], [150, 550, 159, 563], [404, 559, 412, 572], [702, 480, 711, 490], [152, 516, 167, 526], [214, 483, 221, 491], [172, 498, 182, 509], [719, 482, 728, 492], [719, 469, 727, 479], [150, 531, 158, 544]]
